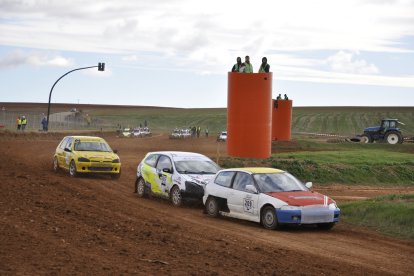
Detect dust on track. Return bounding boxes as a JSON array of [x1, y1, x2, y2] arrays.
[[0, 132, 413, 275]]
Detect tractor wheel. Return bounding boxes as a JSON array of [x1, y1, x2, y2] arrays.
[[360, 134, 373, 143], [385, 131, 402, 145]]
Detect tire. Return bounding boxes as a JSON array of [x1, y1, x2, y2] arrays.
[[53, 157, 59, 172], [385, 131, 402, 145], [69, 160, 78, 177], [360, 134, 372, 143], [170, 185, 182, 207], [205, 197, 219, 217], [261, 206, 278, 230], [136, 178, 146, 197], [317, 222, 335, 230]]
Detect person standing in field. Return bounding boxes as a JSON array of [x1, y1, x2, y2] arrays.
[[16, 116, 21, 130], [21, 116, 27, 131], [243, 56, 253, 73]]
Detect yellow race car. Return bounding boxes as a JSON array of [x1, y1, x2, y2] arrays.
[[53, 136, 121, 179]]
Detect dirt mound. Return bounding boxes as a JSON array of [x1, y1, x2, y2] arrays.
[[1, 133, 413, 275]]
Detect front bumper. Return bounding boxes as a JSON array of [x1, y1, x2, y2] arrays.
[[75, 161, 121, 174], [181, 181, 204, 199], [276, 207, 340, 224]]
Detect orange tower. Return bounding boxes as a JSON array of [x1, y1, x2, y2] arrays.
[[272, 99, 292, 141], [227, 73, 272, 159]]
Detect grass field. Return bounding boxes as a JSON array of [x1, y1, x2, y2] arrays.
[[340, 194, 414, 240]]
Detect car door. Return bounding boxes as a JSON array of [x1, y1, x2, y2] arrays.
[[56, 137, 69, 168], [62, 137, 74, 170], [227, 172, 259, 222], [154, 155, 173, 196]]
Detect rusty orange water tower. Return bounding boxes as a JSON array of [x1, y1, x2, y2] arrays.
[[227, 73, 272, 158]]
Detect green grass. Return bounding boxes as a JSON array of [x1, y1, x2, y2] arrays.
[[218, 140, 414, 186], [339, 194, 414, 240], [86, 106, 414, 135]]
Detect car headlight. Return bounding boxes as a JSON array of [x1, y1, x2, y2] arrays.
[[329, 202, 339, 210], [112, 158, 120, 163], [78, 157, 90, 162], [280, 205, 300, 211]]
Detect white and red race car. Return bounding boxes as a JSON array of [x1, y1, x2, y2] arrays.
[[203, 167, 340, 230]]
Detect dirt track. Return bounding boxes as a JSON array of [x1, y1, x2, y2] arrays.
[[1, 132, 413, 275]]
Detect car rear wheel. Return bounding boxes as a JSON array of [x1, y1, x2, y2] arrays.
[[385, 131, 402, 144], [317, 222, 335, 230], [261, 206, 278, 230], [53, 157, 59, 172], [205, 197, 219, 217], [136, 178, 146, 197], [170, 185, 182, 207], [69, 160, 78, 177]]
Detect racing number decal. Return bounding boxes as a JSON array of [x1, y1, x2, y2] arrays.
[[244, 198, 254, 213]]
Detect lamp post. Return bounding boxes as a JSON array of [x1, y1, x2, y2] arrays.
[[45, 63, 105, 131]]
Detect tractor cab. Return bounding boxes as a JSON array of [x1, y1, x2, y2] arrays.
[[361, 119, 404, 144]]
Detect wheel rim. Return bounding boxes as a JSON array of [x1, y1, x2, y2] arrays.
[[361, 136, 369, 143], [263, 210, 275, 226], [172, 187, 181, 205], [207, 199, 217, 215], [137, 179, 145, 195], [69, 162, 76, 176], [387, 134, 398, 144]]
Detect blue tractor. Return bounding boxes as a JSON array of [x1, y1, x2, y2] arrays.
[[360, 118, 404, 144]]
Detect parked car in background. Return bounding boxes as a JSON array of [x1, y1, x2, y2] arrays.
[[135, 151, 220, 206], [122, 128, 132, 137], [53, 136, 121, 179], [217, 131, 227, 141], [203, 167, 340, 230]]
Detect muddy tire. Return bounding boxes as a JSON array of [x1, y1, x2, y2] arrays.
[[317, 222, 335, 230], [53, 157, 59, 172], [261, 206, 278, 230], [170, 185, 182, 207], [110, 170, 121, 180], [136, 178, 146, 197], [205, 197, 219, 217], [69, 160, 78, 177]]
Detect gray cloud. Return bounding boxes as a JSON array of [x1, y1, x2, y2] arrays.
[[0, 50, 73, 69]]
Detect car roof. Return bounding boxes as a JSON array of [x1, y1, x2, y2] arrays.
[[146, 151, 210, 158], [220, 167, 284, 174], [65, 136, 105, 141]]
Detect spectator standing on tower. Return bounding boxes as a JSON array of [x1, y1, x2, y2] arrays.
[[231, 57, 244, 72], [258, 57, 270, 73], [243, 56, 253, 73]]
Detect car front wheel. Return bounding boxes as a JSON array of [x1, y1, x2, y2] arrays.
[[136, 178, 146, 197], [170, 185, 182, 207], [205, 197, 219, 217], [69, 160, 78, 177], [261, 206, 278, 230], [53, 157, 59, 172]]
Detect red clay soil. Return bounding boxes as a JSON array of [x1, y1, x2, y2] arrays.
[[1, 132, 413, 275]]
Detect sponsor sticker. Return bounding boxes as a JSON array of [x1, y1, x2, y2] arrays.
[[244, 198, 254, 213]]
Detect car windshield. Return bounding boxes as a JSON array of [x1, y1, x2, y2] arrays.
[[175, 160, 220, 174], [253, 172, 307, 193], [74, 141, 112, 152]]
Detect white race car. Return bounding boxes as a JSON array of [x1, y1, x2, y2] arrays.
[[203, 167, 340, 230], [135, 151, 220, 206]]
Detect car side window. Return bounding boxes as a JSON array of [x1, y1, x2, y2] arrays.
[[65, 138, 73, 150], [214, 171, 235, 188], [156, 155, 173, 171], [144, 154, 158, 167], [232, 172, 254, 192], [59, 137, 69, 150]]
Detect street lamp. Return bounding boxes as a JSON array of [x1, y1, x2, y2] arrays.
[[45, 63, 105, 131]]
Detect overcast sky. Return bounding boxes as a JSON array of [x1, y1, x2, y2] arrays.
[[1, 0, 413, 107]]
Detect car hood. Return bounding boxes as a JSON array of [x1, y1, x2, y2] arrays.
[[77, 151, 119, 160], [181, 174, 216, 186], [265, 191, 334, 206]]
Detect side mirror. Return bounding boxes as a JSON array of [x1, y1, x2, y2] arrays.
[[305, 182, 313, 189], [113, 149, 118, 153], [245, 185, 258, 194], [163, 168, 172, 174], [64, 148, 71, 153]]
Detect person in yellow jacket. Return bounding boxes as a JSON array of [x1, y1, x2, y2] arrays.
[[16, 117, 21, 130], [21, 116, 27, 131], [258, 57, 270, 73], [243, 56, 253, 73]]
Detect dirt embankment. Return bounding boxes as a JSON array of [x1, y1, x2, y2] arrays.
[[1, 132, 413, 275]]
